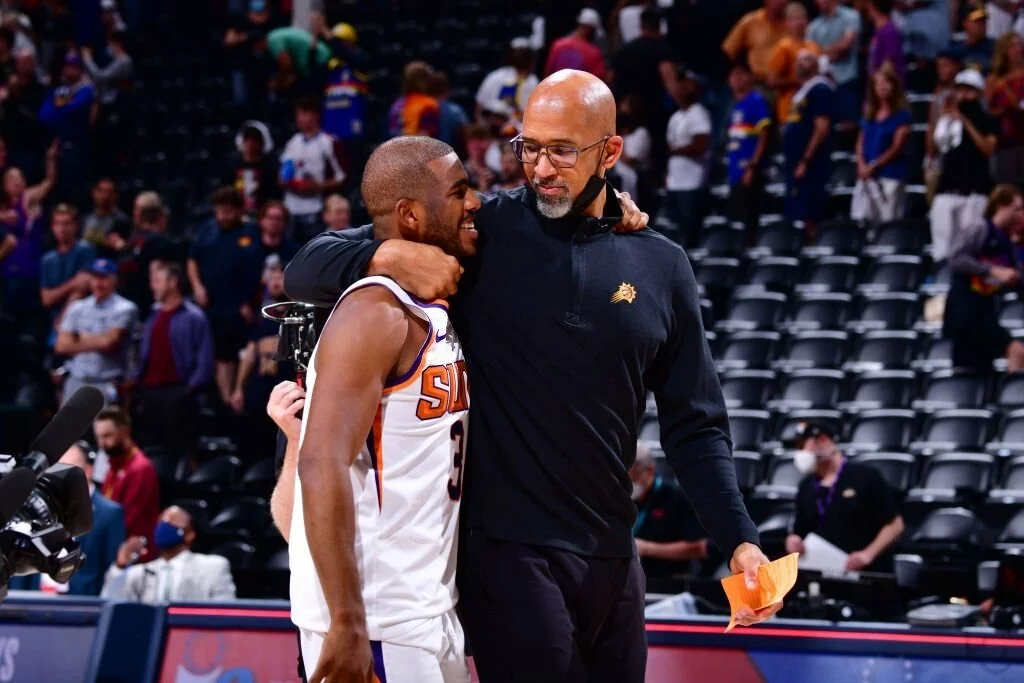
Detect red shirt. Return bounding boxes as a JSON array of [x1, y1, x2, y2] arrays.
[[102, 448, 160, 559], [544, 36, 607, 80], [141, 307, 182, 387]]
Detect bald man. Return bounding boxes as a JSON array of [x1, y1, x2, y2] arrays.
[[285, 70, 775, 682]]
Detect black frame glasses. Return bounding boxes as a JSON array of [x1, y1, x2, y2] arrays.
[[510, 134, 611, 169]]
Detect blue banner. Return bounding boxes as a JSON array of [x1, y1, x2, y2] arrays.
[[0, 623, 97, 683]]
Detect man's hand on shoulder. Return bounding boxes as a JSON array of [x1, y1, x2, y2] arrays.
[[613, 190, 649, 234], [369, 240, 462, 301]]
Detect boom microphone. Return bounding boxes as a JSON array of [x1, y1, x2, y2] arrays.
[[25, 386, 105, 475]]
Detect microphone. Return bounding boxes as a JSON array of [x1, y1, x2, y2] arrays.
[[23, 386, 105, 475]]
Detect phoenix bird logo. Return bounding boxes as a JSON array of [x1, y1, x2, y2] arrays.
[[611, 283, 637, 304]]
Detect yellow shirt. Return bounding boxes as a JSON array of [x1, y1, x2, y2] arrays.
[[769, 37, 822, 123], [722, 9, 789, 81]]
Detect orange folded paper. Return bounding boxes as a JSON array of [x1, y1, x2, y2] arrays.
[[720, 553, 799, 632]]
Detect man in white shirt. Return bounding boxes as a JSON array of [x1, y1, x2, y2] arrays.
[[474, 38, 539, 122], [279, 95, 346, 243], [664, 70, 711, 245], [101, 505, 236, 604]]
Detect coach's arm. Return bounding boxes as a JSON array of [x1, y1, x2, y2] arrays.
[[650, 250, 780, 627], [283, 227, 462, 306]]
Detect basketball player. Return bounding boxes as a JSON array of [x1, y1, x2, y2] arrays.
[[289, 136, 478, 683]]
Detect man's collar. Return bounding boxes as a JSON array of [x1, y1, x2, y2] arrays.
[[527, 178, 622, 239]]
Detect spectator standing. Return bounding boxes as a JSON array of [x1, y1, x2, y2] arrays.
[[118, 197, 174, 313], [227, 121, 279, 218], [81, 177, 130, 256], [866, 0, 906, 84], [102, 505, 236, 603], [257, 200, 300, 265], [429, 71, 469, 154], [55, 258, 137, 403], [929, 69, 998, 262], [925, 48, 963, 197], [39, 52, 96, 207], [944, 183, 1024, 371], [39, 204, 95, 344], [961, 8, 996, 74], [321, 194, 351, 231], [852, 68, 911, 223], [980, 0, 1020, 40], [279, 96, 345, 242], [544, 8, 608, 80], [1, 48, 48, 181], [986, 34, 1024, 187], [93, 406, 159, 561], [475, 38, 538, 123], [617, 94, 653, 205], [721, 0, 788, 83], [783, 422, 905, 572], [316, 21, 370, 175], [133, 261, 212, 454], [464, 124, 498, 192], [726, 59, 772, 234], [664, 71, 712, 243], [893, 0, 950, 63], [186, 187, 263, 406], [783, 50, 835, 227], [387, 61, 441, 138], [808, 0, 862, 127], [613, 0, 667, 47], [223, 0, 273, 108], [266, 25, 331, 98], [768, 2, 822, 125], [81, 29, 132, 106]]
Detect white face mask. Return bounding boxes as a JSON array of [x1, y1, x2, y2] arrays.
[[793, 449, 818, 474], [631, 482, 646, 501]]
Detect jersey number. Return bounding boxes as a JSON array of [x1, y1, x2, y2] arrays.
[[448, 421, 465, 501]]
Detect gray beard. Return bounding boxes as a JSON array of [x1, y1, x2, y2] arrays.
[[535, 192, 572, 219]]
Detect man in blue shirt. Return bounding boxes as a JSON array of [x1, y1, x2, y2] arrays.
[[430, 70, 470, 155], [808, 0, 861, 126], [783, 50, 835, 226], [726, 59, 772, 232], [40, 203, 95, 346], [39, 52, 97, 206]]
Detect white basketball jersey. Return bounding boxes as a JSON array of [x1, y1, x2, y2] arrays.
[[289, 276, 469, 643]]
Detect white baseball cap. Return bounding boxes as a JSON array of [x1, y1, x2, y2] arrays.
[[954, 68, 985, 91], [577, 8, 602, 29]]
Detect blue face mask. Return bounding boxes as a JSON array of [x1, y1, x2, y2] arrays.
[[153, 521, 186, 551]]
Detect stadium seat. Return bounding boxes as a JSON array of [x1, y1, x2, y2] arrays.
[[857, 255, 924, 294], [863, 219, 927, 257], [847, 293, 919, 333], [904, 453, 995, 523], [146, 446, 187, 502], [639, 415, 660, 443], [210, 540, 257, 570], [693, 257, 742, 292], [746, 256, 801, 291], [264, 548, 289, 571], [805, 219, 864, 257], [756, 509, 795, 556], [995, 373, 1024, 410], [773, 410, 844, 448], [747, 221, 804, 258], [845, 409, 917, 453], [700, 298, 715, 330], [768, 369, 845, 411], [996, 510, 1024, 552], [983, 456, 1024, 529], [239, 458, 277, 496], [727, 409, 772, 451], [912, 370, 989, 412], [733, 451, 763, 494], [208, 498, 271, 541], [1000, 295, 1024, 329], [855, 452, 917, 497], [171, 498, 212, 532], [178, 454, 241, 498], [716, 292, 787, 332], [839, 370, 917, 412], [912, 336, 954, 373], [749, 454, 802, 522], [785, 292, 853, 332], [988, 408, 1024, 456], [719, 370, 776, 409], [844, 331, 919, 372], [908, 507, 985, 551], [692, 224, 746, 258], [910, 409, 993, 456], [773, 331, 848, 371], [716, 331, 780, 371], [797, 255, 860, 293]]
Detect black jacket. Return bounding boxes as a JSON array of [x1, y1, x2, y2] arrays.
[[283, 186, 759, 558]]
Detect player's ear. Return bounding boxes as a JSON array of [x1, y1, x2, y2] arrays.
[[601, 136, 624, 170], [394, 198, 419, 235]]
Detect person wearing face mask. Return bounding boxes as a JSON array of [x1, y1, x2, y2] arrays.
[[102, 505, 236, 604], [629, 443, 710, 583], [783, 421, 905, 572]]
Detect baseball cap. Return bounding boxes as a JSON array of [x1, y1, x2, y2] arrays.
[[780, 420, 835, 448], [332, 22, 357, 43], [955, 68, 985, 91], [577, 8, 602, 29], [88, 258, 118, 276]]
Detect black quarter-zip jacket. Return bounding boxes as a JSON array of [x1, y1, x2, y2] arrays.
[[284, 185, 759, 558]]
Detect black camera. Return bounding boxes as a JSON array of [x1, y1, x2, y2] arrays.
[[262, 301, 320, 380]]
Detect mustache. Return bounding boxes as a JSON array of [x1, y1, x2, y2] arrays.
[[533, 179, 568, 189]]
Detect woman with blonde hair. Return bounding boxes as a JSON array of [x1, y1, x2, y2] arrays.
[[852, 66, 910, 223], [986, 33, 1024, 186]]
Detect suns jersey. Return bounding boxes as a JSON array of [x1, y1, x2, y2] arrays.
[[289, 276, 469, 642]]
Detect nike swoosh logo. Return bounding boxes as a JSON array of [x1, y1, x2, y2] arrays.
[[435, 329, 447, 343]]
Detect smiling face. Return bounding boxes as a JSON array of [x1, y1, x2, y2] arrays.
[[418, 152, 481, 259]]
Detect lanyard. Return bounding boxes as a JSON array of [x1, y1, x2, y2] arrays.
[[812, 458, 845, 529], [633, 476, 663, 536]]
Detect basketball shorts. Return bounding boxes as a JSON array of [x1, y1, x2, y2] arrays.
[[299, 608, 468, 683]]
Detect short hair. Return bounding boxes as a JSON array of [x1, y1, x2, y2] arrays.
[[96, 406, 131, 431], [94, 177, 116, 191], [295, 94, 321, 114], [870, 0, 894, 14], [259, 199, 290, 222], [138, 202, 166, 226], [52, 203, 78, 220], [135, 190, 162, 210], [402, 61, 433, 95], [785, 1, 807, 18], [640, 8, 661, 31], [466, 123, 492, 140], [153, 260, 184, 293], [211, 186, 244, 209], [427, 71, 450, 98], [986, 184, 1022, 219], [360, 136, 455, 220]]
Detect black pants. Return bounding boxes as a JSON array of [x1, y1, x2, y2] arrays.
[[457, 529, 647, 683], [133, 384, 196, 452]]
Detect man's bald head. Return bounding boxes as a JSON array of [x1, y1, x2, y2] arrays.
[[525, 70, 616, 138], [361, 136, 456, 221]]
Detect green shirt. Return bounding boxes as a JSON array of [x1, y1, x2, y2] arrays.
[[266, 27, 331, 76]]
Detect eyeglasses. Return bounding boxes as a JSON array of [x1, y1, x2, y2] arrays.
[[510, 134, 610, 169]]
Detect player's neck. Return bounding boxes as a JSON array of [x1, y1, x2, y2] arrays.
[[372, 216, 400, 241]]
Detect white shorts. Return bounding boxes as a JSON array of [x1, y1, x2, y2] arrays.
[[929, 192, 987, 262], [850, 178, 905, 223], [300, 608, 469, 683]]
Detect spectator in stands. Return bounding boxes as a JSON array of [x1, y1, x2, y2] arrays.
[[93, 406, 160, 561], [986, 34, 1024, 187], [721, 0, 788, 83], [894, 0, 950, 63], [925, 48, 963, 196], [39, 51, 96, 206], [808, 0, 861, 128], [612, 0, 666, 47], [852, 67, 911, 223], [133, 261, 213, 454], [81, 29, 132, 105], [258, 199, 299, 266], [493, 146, 527, 192], [544, 8, 608, 80], [321, 194, 351, 231], [102, 505, 236, 603], [266, 25, 331, 98], [0, 145, 56, 335], [783, 421, 905, 572], [929, 68, 997, 262], [39, 204, 94, 344], [768, 2, 821, 125], [726, 59, 772, 234], [187, 187, 263, 406], [465, 124, 498, 192], [119, 196, 173, 313], [2, 48, 47, 181], [629, 444, 710, 581], [978, 0, 1019, 40], [0, 26, 12, 80], [961, 8, 995, 73], [866, 0, 906, 83], [665, 70, 711, 244], [944, 183, 1024, 371], [429, 71, 469, 154], [279, 95, 345, 243], [227, 121, 279, 218], [387, 60, 441, 139], [224, 0, 273, 107], [315, 21, 369, 176], [475, 38, 537, 123], [55, 258, 137, 403], [782, 50, 834, 227], [616, 94, 653, 204], [81, 177, 130, 256]]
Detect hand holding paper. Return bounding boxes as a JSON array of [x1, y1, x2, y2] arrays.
[[721, 552, 798, 632]]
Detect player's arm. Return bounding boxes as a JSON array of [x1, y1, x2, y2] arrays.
[[298, 287, 407, 678], [267, 381, 306, 541]]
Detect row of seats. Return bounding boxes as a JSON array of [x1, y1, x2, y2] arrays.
[[710, 292, 927, 335]]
